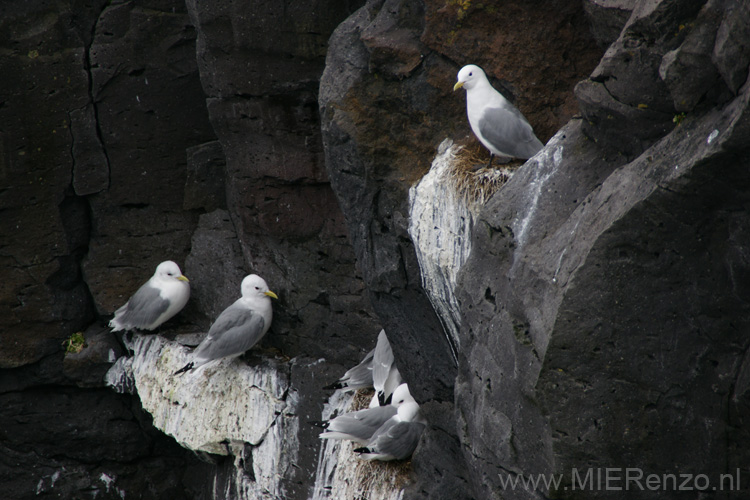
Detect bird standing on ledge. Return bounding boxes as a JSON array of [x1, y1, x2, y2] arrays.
[[454, 64, 544, 167], [109, 260, 190, 332], [174, 274, 277, 375]]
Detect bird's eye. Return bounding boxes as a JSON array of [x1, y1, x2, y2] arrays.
[[469, 72, 473, 76], [255, 286, 260, 290]]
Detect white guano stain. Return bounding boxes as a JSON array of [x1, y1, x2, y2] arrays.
[[707, 129, 719, 144]]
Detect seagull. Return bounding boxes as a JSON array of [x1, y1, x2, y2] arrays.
[[323, 347, 375, 391], [353, 401, 426, 461], [370, 330, 402, 407], [109, 260, 190, 332], [453, 64, 543, 167], [174, 274, 278, 375], [316, 384, 415, 444]]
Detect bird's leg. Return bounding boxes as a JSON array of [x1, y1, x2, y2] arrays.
[[487, 153, 494, 169]]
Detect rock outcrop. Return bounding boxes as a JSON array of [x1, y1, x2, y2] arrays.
[[1, 0, 374, 498], [320, 0, 750, 498], [318, 0, 604, 496], [107, 333, 303, 499], [455, 1, 750, 497]]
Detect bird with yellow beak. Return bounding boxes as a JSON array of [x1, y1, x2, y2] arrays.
[[454, 64, 543, 167]]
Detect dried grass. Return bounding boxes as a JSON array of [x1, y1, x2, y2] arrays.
[[351, 388, 375, 411], [352, 457, 413, 499], [447, 139, 521, 208]]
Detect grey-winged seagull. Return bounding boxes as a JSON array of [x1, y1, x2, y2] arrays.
[[317, 383, 415, 444], [453, 64, 543, 167], [109, 260, 190, 332], [323, 347, 375, 391], [353, 400, 425, 461], [174, 274, 277, 375], [370, 329, 402, 407]]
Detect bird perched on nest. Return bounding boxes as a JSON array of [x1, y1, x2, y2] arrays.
[[315, 383, 416, 444], [370, 329, 402, 407], [453, 64, 544, 167], [323, 347, 375, 392], [323, 329, 402, 408], [109, 260, 190, 332], [353, 400, 426, 461], [174, 274, 278, 375]]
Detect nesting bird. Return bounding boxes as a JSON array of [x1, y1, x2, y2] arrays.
[[109, 260, 190, 332], [323, 329, 402, 407], [317, 383, 416, 444], [174, 274, 277, 375], [453, 64, 544, 166], [353, 400, 426, 461], [317, 329, 425, 461], [323, 347, 375, 391], [370, 330, 402, 407]]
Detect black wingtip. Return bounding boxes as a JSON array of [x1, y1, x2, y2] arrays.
[[353, 446, 370, 454], [322, 381, 344, 390], [307, 420, 329, 429], [377, 391, 387, 407], [173, 362, 194, 376]]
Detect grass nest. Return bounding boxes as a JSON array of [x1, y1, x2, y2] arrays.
[[351, 456, 414, 499], [345, 388, 415, 498], [447, 140, 522, 208], [351, 388, 376, 411]]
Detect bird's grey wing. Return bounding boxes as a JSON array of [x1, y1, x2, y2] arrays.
[[341, 348, 375, 388], [193, 304, 266, 363], [372, 331, 394, 393], [115, 283, 169, 328], [382, 366, 402, 403], [329, 405, 397, 440], [368, 421, 425, 460], [478, 106, 543, 159]]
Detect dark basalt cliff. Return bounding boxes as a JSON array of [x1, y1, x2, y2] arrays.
[[1, 0, 749, 499], [1, 1, 372, 498], [455, 2, 750, 497]]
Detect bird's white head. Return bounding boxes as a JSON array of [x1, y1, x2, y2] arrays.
[[453, 64, 487, 91], [397, 401, 420, 422], [155, 260, 189, 283], [241, 274, 278, 300], [391, 383, 416, 407]]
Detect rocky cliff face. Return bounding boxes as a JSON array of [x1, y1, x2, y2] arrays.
[[1, 1, 372, 498], [454, 1, 750, 497], [1, 2, 216, 498], [320, 0, 750, 498], [2, 0, 750, 499]]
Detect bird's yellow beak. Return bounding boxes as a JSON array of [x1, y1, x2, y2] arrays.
[[453, 81, 464, 91], [265, 290, 279, 299], [178, 275, 189, 282]]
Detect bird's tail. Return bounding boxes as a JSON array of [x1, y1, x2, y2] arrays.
[[174, 362, 194, 376], [322, 381, 344, 390]]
